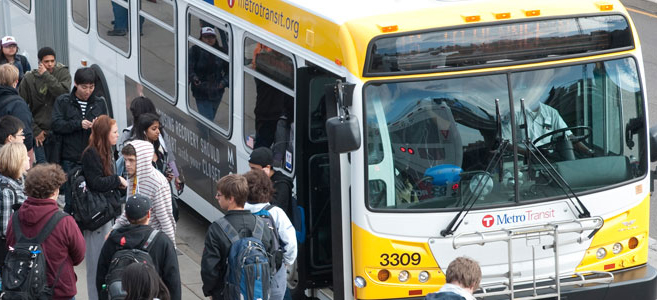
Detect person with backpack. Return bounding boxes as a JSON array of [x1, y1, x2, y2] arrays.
[[201, 174, 277, 300], [0, 63, 34, 154], [113, 140, 176, 245], [81, 115, 127, 300], [122, 263, 171, 300], [248, 147, 294, 217], [0, 142, 30, 265], [5, 163, 85, 300], [425, 257, 481, 300], [52, 67, 108, 213], [244, 170, 297, 300], [96, 194, 181, 300]]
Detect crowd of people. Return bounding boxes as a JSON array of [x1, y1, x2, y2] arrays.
[[0, 35, 482, 300], [0, 35, 302, 300]]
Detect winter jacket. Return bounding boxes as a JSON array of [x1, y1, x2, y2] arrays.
[[245, 202, 297, 265], [113, 140, 176, 244], [0, 174, 25, 236], [0, 85, 34, 150], [201, 210, 277, 299], [19, 63, 72, 137], [271, 170, 293, 215], [96, 224, 181, 300], [81, 147, 122, 193], [51, 88, 107, 163], [0, 54, 31, 85], [6, 197, 86, 300], [188, 44, 229, 100]]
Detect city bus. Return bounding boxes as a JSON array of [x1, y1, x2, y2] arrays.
[[1, 0, 656, 298]]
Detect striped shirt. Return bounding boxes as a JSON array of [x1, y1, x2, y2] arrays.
[[0, 174, 26, 237], [77, 99, 87, 117]]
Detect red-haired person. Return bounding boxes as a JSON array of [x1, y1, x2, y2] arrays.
[[81, 115, 127, 300]]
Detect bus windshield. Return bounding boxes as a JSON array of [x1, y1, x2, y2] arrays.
[[365, 57, 646, 210]]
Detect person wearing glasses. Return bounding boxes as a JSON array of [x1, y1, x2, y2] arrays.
[[0, 115, 25, 146]]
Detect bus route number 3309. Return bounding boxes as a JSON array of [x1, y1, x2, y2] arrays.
[[379, 252, 421, 266]]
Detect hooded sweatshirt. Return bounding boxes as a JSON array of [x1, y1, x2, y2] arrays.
[[0, 85, 34, 150], [114, 140, 176, 244], [5, 196, 85, 300], [96, 224, 181, 300], [19, 63, 72, 136]]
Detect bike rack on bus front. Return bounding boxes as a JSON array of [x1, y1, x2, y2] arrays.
[[452, 217, 613, 300]]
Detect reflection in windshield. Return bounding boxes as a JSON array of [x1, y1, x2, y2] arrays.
[[365, 57, 645, 210]]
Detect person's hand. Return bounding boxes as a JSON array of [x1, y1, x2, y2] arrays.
[[37, 62, 47, 75], [35, 131, 46, 147], [166, 172, 174, 181], [175, 177, 183, 192], [81, 119, 93, 129], [118, 176, 128, 189]]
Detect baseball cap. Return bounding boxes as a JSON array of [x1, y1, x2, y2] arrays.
[[1, 36, 17, 47], [249, 147, 273, 168], [201, 27, 216, 36], [125, 194, 151, 220]]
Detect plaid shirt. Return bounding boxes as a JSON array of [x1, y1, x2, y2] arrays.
[[0, 174, 26, 237]]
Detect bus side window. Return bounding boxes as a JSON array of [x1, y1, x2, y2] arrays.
[[97, 0, 130, 54], [186, 12, 231, 132], [139, 0, 176, 99], [243, 37, 295, 171], [71, 0, 89, 31], [10, 0, 30, 13]]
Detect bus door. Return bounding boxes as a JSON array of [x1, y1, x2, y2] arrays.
[[294, 65, 340, 296]]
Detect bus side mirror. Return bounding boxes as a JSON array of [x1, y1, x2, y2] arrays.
[[325, 81, 360, 153], [326, 115, 361, 153]]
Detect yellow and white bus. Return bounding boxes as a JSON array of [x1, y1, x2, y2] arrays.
[[2, 0, 657, 298]]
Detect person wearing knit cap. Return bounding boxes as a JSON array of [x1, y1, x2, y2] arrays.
[[96, 193, 181, 300], [248, 147, 295, 217]]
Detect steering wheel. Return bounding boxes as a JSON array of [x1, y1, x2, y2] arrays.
[[532, 125, 592, 151]]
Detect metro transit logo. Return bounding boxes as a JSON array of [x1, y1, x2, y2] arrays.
[[227, 0, 234, 8], [482, 215, 494, 227]]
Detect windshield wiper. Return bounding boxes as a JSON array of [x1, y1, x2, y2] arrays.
[[519, 99, 591, 219], [441, 99, 507, 237]]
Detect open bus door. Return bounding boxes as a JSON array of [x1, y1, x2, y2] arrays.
[[293, 65, 341, 299]]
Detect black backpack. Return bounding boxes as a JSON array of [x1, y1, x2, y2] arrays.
[[103, 230, 160, 300], [253, 205, 284, 270], [68, 166, 122, 231], [2, 211, 67, 300]]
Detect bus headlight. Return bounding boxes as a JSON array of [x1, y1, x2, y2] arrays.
[[354, 276, 366, 288], [418, 271, 430, 283], [612, 243, 623, 254], [596, 247, 607, 259], [398, 270, 410, 282]]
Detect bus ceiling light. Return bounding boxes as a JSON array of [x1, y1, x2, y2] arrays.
[[595, 1, 614, 11], [418, 271, 430, 283], [628, 237, 639, 249], [596, 247, 607, 259], [377, 24, 399, 33], [378, 269, 390, 282], [613, 243, 623, 254], [399, 270, 410, 282], [461, 14, 481, 23], [493, 12, 511, 19], [522, 9, 541, 17], [354, 276, 367, 288]]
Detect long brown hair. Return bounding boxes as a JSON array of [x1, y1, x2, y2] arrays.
[[84, 115, 115, 176]]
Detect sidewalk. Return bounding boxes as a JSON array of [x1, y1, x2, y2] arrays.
[[73, 235, 207, 300]]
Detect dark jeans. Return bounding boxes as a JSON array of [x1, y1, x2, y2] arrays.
[[34, 145, 46, 164], [254, 119, 277, 149], [60, 160, 78, 213], [196, 96, 222, 121], [111, 1, 145, 31]]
